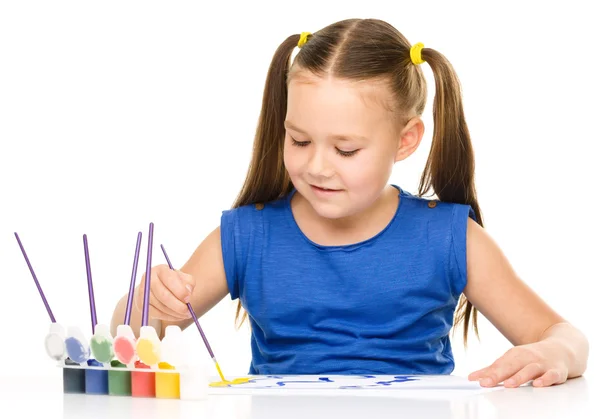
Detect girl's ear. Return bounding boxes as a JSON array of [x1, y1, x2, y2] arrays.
[[395, 117, 424, 162]]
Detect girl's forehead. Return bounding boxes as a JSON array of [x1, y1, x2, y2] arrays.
[[286, 75, 398, 138], [288, 72, 396, 114]]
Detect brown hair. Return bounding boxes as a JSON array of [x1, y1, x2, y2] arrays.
[[231, 18, 483, 346]]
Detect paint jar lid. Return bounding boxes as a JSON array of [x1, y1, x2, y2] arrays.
[[161, 325, 183, 366], [164, 325, 181, 337], [93, 323, 112, 339], [45, 322, 67, 361], [48, 322, 66, 338], [179, 334, 208, 369], [139, 325, 159, 341], [65, 325, 91, 364], [67, 326, 89, 347], [116, 324, 135, 340]]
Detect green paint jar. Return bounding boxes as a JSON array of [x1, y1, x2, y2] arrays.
[[108, 360, 131, 396]]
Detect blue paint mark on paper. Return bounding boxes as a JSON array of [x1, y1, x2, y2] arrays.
[[275, 377, 333, 387], [212, 374, 424, 390], [375, 375, 419, 386]]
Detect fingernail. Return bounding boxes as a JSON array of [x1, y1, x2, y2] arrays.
[[185, 285, 193, 293], [505, 379, 516, 386]]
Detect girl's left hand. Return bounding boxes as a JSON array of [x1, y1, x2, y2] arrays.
[[468, 340, 571, 388]]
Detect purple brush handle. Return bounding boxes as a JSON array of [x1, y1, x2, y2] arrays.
[[187, 302, 216, 359], [124, 231, 142, 326], [160, 244, 216, 359], [83, 234, 97, 334], [141, 222, 154, 327], [14, 232, 56, 323]]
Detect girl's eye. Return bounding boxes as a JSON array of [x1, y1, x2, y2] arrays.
[[336, 148, 359, 157], [291, 137, 359, 157], [291, 138, 310, 147]]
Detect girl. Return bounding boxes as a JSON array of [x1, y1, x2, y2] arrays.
[[110, 18, 589, 388]]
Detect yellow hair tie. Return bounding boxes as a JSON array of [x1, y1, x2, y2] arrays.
[[410, 42, 425, 65], [298, 32, 311, 48]]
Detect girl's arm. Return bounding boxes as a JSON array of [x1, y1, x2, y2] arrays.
[[159, 226, 230, 338], [462, 218, 589, 388], [110, 226, 230, 339]]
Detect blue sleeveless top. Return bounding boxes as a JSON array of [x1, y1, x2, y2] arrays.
[[220, 185, 476, 375]]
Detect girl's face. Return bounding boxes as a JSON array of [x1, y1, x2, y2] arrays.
[[284, 72, 416, 220]]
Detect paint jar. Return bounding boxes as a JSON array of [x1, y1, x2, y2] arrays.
[[108, 360, 131, 396], [135, 326, 161, 367], [154, 325, 182, 399], [65, 326, 90, 364], [179, 363, 209, 400], [44, 322, 67, 361], [63, 358, 86, 394], [113, 324, 136, 367], [155, 362, 180, 399], [131, 360, 155, 398], [85, 359, 109, 395], [90, 324, 114, 364]]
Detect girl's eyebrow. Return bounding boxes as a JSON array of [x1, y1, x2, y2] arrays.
[[284, 120, 369, 142]]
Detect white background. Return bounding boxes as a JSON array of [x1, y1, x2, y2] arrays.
[[1, 0, 598, 381]]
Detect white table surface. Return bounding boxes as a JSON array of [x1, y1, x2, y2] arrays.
[[1, 371, 597, 419]]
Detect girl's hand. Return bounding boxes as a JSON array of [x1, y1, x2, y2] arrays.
[[134, 264, 195, 322], [468, 340, 571, 388]]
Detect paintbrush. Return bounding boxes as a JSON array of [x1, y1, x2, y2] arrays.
[[15, 232, 56, 322], [124, 231, 143, 326], [83, 234, 97, 334], [159, 244, 226, 382], [113, 231, 142, 367], [14, 232, 67, 361]]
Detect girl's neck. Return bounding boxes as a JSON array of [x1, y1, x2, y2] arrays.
[[290, 185, 399, 247]]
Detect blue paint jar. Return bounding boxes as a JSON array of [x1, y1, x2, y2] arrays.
[[85, 359, 108, 395]]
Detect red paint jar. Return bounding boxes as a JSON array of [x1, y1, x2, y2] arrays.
[[131, 360, 155, 398]]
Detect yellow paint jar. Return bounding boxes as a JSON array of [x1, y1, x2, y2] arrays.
[[155, 362, 180, 399]]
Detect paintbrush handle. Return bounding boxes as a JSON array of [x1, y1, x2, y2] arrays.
[[14, 232, 56, 323], [160, 244, 217, 358], [83, 234, 97, 334], [124, 231, 143, 325], [187, 302, 216, 358], [141, 222, 154, 327]]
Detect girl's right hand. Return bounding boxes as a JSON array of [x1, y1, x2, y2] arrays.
[[134, 264, 195, 321]]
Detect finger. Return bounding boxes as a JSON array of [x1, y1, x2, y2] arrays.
[[133, 282, 182, 320], [150, 288, 189, 320], [468, 366, 491, 381], [160, 268, 193, 302], [504, 363, 544, 388], [478, 352, 525, 387], [532, 369, 564, 387], [176, 270, 195, 292], [152, 278, 191, 318], [148, 304, 188, 322]]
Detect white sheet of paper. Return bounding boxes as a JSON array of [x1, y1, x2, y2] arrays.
[[207, 374, 506, 396]]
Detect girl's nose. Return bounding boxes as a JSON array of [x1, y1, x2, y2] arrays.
[[306, 149, 334, 179]]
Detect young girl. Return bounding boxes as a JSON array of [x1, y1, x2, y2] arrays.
[[110, 18, 589, 388]]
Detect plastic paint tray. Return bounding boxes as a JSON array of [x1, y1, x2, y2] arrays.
[[59, 360, 208, 400]]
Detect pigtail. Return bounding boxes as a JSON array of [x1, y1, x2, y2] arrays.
[[418, 48, 483, 346], [232, 34, 300, 327]]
